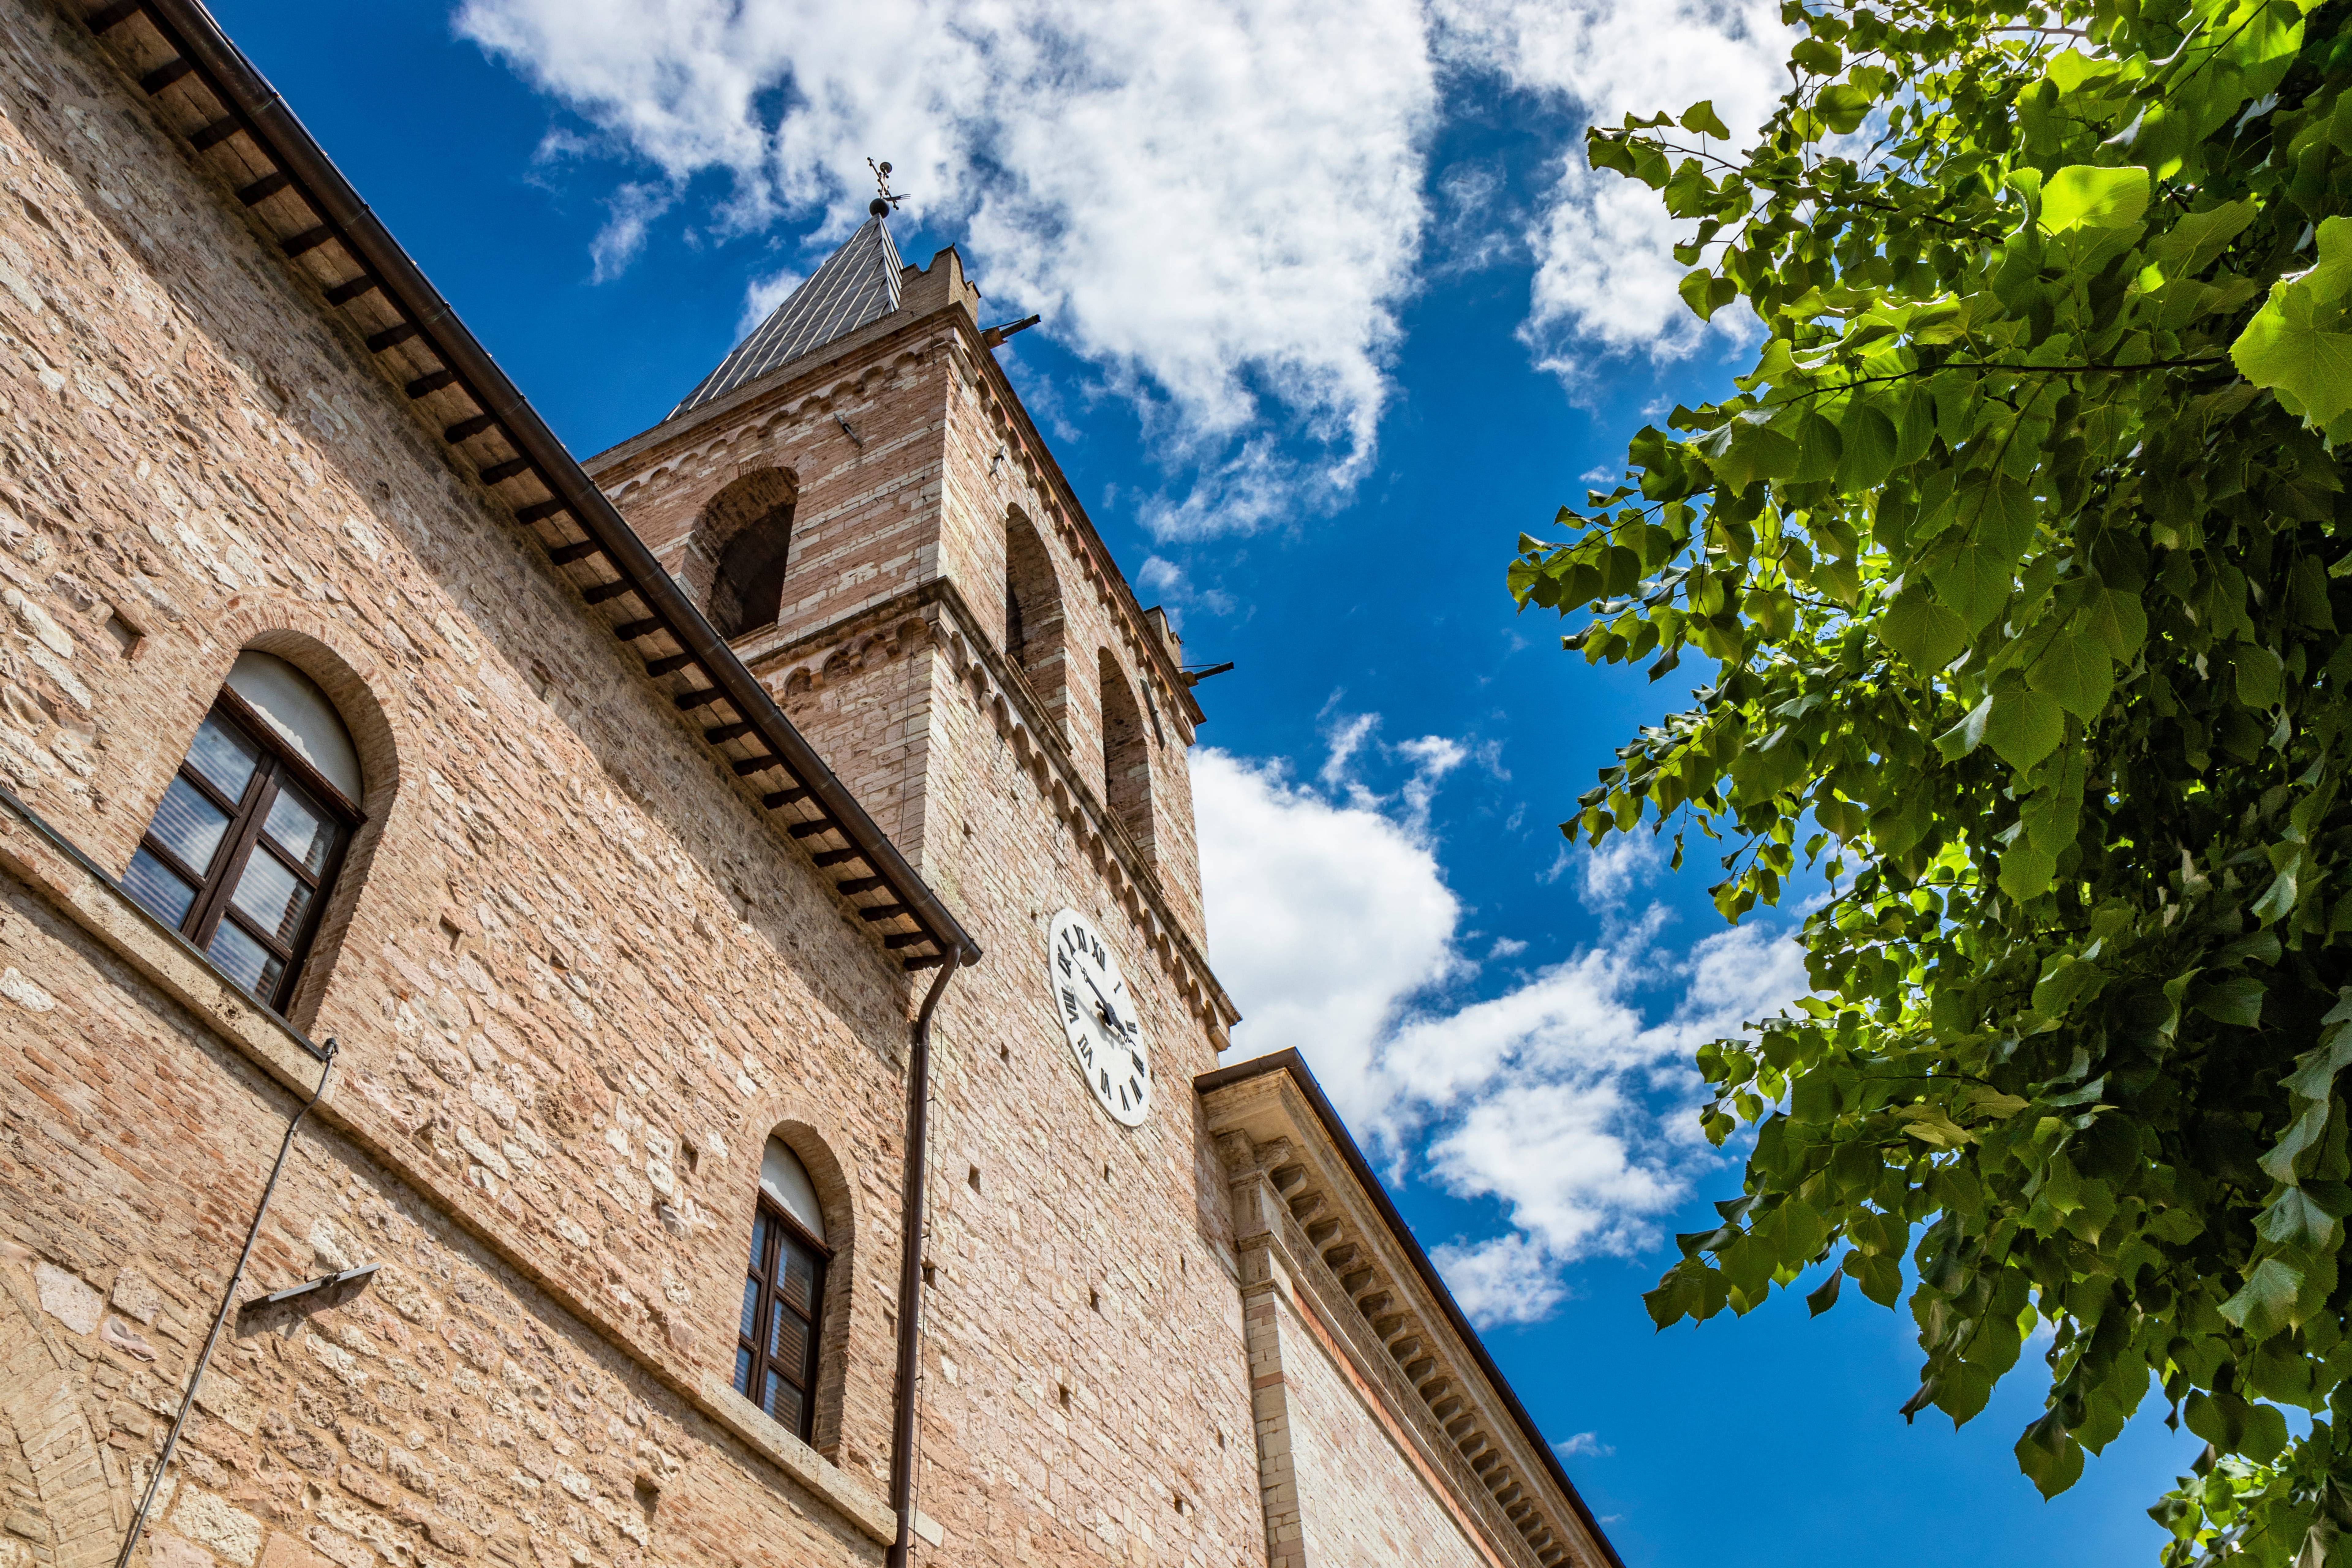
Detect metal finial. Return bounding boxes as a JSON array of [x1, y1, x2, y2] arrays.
[[867, 157, 904, 217]]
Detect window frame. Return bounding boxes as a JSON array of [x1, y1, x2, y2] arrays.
[[735, 1193, 831, 1443], [130, 685, 362, 1013]]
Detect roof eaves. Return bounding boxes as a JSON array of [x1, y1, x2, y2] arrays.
[[92, 0, 980, 974], [1193, 1048, 1629, 1568]]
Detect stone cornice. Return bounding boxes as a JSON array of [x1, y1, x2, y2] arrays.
[[1199, 1059, 1622, 1568], [742, 578, 1238, 1039], [936, 330, 1205, 730], [579, 301, 1204, 737]]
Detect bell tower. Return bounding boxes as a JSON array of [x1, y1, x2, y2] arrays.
[[582, 207, 1215, 971], [582, 200, 1255, 1565]]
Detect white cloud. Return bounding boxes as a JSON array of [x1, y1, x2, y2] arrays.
[[1197, 748, 1465, 1121], [1135, 556, 1237, 628], [589, 180, 676, 283], [1431, 0, 1790, 385], [1199, 728, 1807, 1327], [458, 0, 1807, 516], [1579, 831, 1664, 908], [1432, 1231, 1566, 1322], [1553, 1430, 1615, 1458], [455, 0, 1439, 531]]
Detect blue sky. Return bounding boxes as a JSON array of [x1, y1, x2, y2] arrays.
[[202, 1, 2204, 1560]]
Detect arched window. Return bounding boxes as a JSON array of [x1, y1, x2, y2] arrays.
[[1004, 510, 1067, 730], [1099, 649, 1154, 858], [689, 469, 797, 639], [122, 651, 364, 1011], [736, 1136, 829, 1441]]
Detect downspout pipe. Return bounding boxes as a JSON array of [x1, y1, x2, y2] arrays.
[[116, 1038, 338, 1568], [887, 955, 959, 1568]]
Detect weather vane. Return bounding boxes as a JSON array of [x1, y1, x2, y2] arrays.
[[867, 157, 904, 217]]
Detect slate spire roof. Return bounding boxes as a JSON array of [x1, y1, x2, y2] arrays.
[[670, 214, 905, 419]]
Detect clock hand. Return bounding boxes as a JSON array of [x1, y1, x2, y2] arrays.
[[1081, 973, 1129, 1034]]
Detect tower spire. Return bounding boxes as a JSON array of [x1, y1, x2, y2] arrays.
[[668, 185, 907, 420]]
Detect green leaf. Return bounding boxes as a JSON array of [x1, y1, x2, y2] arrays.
[[1879, 585, 1969, 673], [1678, 268, 1737, 322], [2038, 164, 2150, 233], [1893, 383, 1937, 466], [1984, 685, 2065, 772], [1935, 692, 1994, 761], [2261, 1099, 2332, 1186], [2015, 1411, 2085, 1498], [2257, 1186, 2340, 1252], [2252, 862, 2300, 925], [1924, 473, 2036, 631], [2000, 839, 2059, 902], [2078, 586, 2147, 661], [2221, 1258, 2307, 1342], [2147, 198, 2258, 272], [1814, 83, 1872, 135], [2232, 217, 2352, 427], [1790, 37, 1841, 74], [1834, 398, 1901, 492], [1957, 472, 2038, 562], [1692, 413, 1799, 495], [2233, 644, 2286, 710], [1679, 99, 1733, 139], [2195, 975, 2268, 1028], [1793, 412, 1843, 484], [1847, 1248, 1902, 1307], [1926, 537, 2015, 634], [2026, 630, 2116, 721]]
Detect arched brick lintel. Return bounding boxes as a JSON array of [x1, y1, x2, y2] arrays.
[[0, 1265, 128, 1568]]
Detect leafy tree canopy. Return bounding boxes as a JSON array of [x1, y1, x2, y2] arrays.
[[1511, 0, 2352, 1558]]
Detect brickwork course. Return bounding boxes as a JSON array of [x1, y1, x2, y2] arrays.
[[0, 4, 1623, 1568]]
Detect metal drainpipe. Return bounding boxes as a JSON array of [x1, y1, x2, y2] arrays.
[[116, 1038, 338, 1568], [887, 956, 960, 1568]]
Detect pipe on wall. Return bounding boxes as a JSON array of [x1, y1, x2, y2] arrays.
[[886, 954, 960, 1567]]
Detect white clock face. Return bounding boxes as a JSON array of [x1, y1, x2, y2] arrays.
[[1046, 907, 1151, 1126]]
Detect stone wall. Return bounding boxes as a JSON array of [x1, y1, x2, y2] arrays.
[[1272, 1293, 1493, 1568], [884, 623, 1266, 1567], [0, 878, 885, 1568], [0, 3, 937, 1563], [578, 263, 1262, 1554], [0, 5, 1622, 1568], [586, 269, 1208, 953]]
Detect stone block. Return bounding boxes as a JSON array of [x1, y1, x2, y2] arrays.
[[110, 1268, 165, 1325], [167, 1495, 262, 1568], [33, 1262, 100, 1335]]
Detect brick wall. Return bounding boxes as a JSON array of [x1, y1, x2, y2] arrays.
[[0, 881, 886, 1568], [0, 5, 1619, 1568], [1272, 1294, 1494, 1568], [0, 3, 933, 1564]]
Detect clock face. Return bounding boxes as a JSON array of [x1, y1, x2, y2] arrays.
[[1046, 907, 1151, 1126]]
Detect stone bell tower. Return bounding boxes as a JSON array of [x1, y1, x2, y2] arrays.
[[580, 204, 1216, 979], [581, 205, 1256, 1563]]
